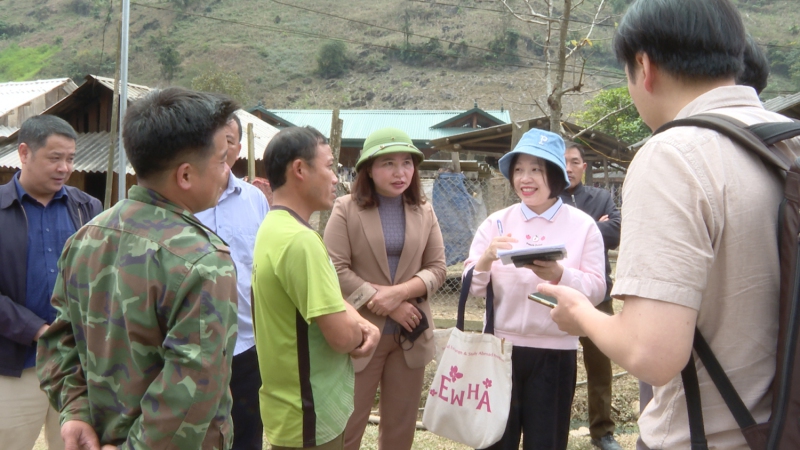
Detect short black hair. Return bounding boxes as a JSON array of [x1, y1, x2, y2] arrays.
[[737, 35, 769, 95], [613, 0, 745, 82], [122, 87, 239, 180], [263, 126, 327, 189], [18, 115, 77, 151], [564, 141, 585, 161], [506, 154, 568, 199], [230, 113, 243, 141]]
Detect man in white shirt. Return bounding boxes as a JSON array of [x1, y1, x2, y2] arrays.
[[195, 114, 269, 450]]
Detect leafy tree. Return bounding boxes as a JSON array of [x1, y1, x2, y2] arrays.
[[575, 87, 651, 144], [767, 40, 800, 89], [316, 41, 350, 79], [157, 44, 182, 82], [192, 68, 248, 104]]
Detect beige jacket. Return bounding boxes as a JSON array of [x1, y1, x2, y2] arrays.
[[324, 194, 446, 372]]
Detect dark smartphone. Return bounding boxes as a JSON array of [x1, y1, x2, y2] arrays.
[[528, 292, 558, 308]]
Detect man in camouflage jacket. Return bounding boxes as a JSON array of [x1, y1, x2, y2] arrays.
[[37, 88, 240, 450]]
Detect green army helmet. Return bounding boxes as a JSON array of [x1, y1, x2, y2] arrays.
[[355, 127, 425, 171]]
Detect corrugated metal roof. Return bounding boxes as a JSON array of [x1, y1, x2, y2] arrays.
[[763, 92, 800, 119], [267, 109, 511, 143], [0, 78, 77, 116], [0, 110, 277, 173], [0, 125, 17, 138], [91, 75, 152, 101], [0, 132, 134, 174]]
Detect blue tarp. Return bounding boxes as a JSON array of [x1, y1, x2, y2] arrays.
[[432, 172, 486, 266]]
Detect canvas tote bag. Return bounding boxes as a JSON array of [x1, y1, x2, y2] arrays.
[[422, 267, 513, 448]]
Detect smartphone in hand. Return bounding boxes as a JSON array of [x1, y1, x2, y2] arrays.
[[528, 292, 558, 308]]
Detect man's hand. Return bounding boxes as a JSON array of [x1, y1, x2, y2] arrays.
[[388, 302, 421, 332], [525, 260, 564, 283], [366, 284, 404, 316], [598, 214, 609, 222], [537, 284, 595, 336], [350, 320, 380, 358], [62, 420, 100, 450], [34, 324, 49, 342]]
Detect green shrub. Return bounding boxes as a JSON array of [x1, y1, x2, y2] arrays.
[[316, 41, 350, 79], [192, 68, 248, 104], [486, 29, 519, 64], [157, 44, 182, 82], [62, 49, 115, 82]]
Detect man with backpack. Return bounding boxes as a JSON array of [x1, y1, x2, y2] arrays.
[[541, 0, 800, 448]]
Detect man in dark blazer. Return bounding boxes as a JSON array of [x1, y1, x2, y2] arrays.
[[559, 142, 622, 450], [0, 115, 102, 450]]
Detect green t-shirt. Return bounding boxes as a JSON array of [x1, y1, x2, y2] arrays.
[[252, 208, 354, 448]]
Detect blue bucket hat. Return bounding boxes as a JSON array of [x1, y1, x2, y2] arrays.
[[498, 128, 570, 188]]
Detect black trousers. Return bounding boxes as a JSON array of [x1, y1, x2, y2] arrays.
[[483, 346, 577, 450], [230, 345, 263, 450]]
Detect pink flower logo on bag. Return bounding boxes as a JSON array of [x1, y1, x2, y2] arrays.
[[483, 378, 492, 389], [430, 388, 437, 396], [449, 366, 463, 381]]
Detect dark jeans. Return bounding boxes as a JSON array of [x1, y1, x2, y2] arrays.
[[230, 345, 263, 450], [483, 346, 577, 450], [579, 300, 616, 440]]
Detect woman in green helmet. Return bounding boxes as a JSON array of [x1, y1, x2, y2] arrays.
[[323, 127, 446, 450]]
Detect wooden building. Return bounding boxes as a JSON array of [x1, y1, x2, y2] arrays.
[[0, 75, 278, 204]]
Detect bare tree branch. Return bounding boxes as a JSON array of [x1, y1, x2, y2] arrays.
[[565, 0, 606, 60], [499, 0, 551, 24]]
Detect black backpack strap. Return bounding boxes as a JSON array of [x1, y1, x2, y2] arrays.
[[682, 328, 759, 449], [654, 113, 794, 171], [748, 121, 800, 147], [681, 354, 709, 450], [692, 329, 758, 430], [458, 267, 495, 334]]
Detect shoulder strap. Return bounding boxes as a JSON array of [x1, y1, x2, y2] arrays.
[[682, 327, 760, 450], [748, 121, 800, 147], [458, 267, 495, 333], [654, 113, 795, 171], [681, 355, 709, 450]]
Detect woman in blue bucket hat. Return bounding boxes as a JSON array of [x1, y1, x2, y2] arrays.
[[463, 128, 607, 450], [324, 127, 446, 450]]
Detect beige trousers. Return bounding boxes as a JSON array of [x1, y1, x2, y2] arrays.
[[0, 367, 64, 450]]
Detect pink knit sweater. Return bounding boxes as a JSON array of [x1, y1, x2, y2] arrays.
[[464, 203, 606, 350]]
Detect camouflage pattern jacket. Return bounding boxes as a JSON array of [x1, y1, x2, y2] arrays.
[[37, 185, 238, 449]]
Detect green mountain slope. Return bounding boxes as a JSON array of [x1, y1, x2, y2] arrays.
[[1, 0, 797, 119]]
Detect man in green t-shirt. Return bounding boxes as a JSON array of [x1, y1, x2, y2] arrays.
[[253, 126, 380, 450]]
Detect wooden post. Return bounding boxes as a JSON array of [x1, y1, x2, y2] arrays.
[[510, 120, 529, 149], [507, 120, 530, 203], [318, 109, 343, 235], [585, 160, 594, 186], [247, 122, 255, 183], [104, 1, 124, 209], [603, 157, 610, 190], [450, 151, 461, 172]]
